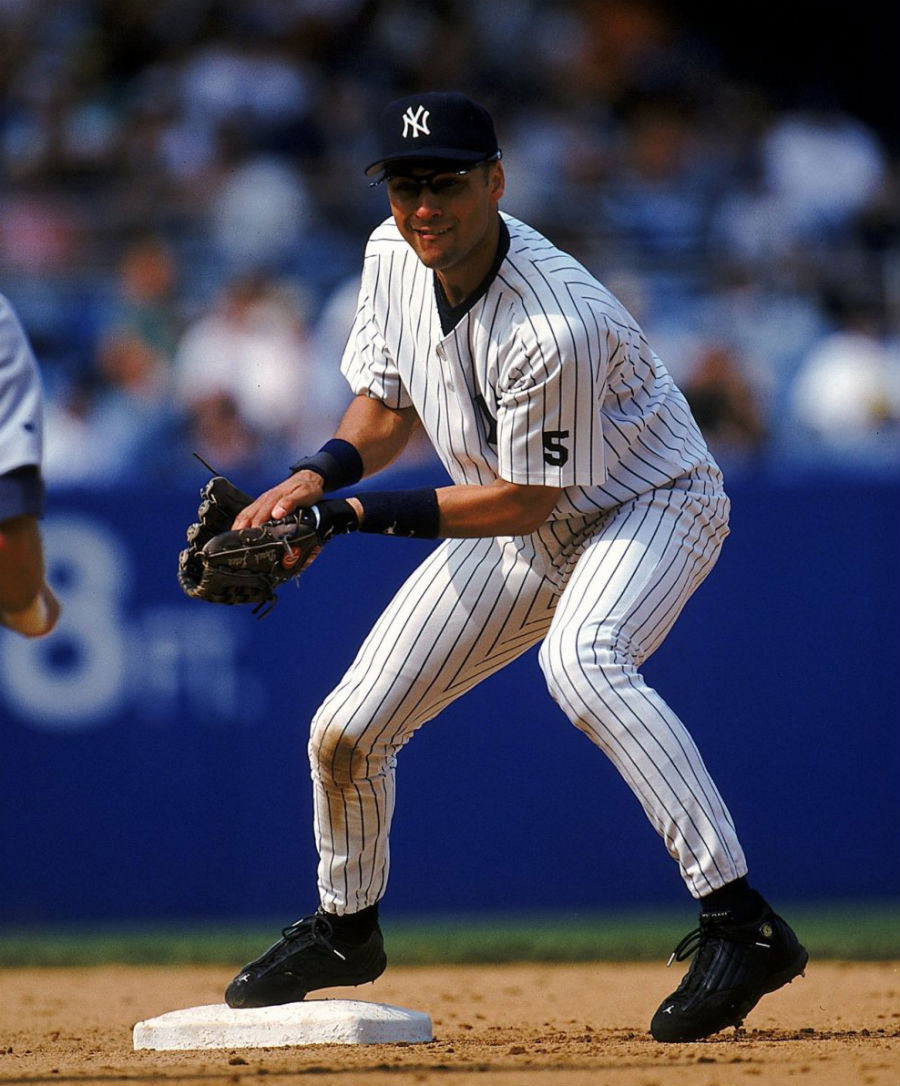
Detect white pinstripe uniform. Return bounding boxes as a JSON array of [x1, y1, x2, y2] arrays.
[[1, 294, 45, 515], [1, 295, 44, 482], [310, 212, 748, 914]]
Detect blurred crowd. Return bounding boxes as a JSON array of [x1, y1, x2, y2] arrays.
[[1, 0, 897, 489]]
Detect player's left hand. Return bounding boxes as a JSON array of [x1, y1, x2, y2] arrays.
[[178, 474, 323, 613]]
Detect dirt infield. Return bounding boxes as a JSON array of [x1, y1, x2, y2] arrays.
[[1, 961, 897, 1085]]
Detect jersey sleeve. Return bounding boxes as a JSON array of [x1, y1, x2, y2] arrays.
[[495, 304, 607, 488], [0, 295, 44, 478], [0, 464, 45, 520], [339, 241, 413, 411]]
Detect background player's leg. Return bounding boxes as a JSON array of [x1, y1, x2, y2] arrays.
[[538, 482, 747, 897], [310, 533, 558, 914]]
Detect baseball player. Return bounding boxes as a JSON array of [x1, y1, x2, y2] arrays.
[[222, 93, 807, 1041], [0, 294, 60, 639]]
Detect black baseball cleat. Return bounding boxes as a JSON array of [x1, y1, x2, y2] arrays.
[[650, 897, 808, 1042], [225, 911, 387, 1008]]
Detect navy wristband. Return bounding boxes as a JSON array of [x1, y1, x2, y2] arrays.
[[289, 439, 364, 492], [357, 488, 440, 539]]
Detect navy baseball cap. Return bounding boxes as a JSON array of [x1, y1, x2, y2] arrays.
[[364, 92, 501, 176]]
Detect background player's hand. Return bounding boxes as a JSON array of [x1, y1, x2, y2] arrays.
[[232, 470, 325, 529], [0, 580, 61, 638]]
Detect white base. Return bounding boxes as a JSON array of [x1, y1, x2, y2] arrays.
[[132, 999, 433, 1050]]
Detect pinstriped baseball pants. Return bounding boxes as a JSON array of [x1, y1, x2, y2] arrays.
[[309, 475, 748, 913]]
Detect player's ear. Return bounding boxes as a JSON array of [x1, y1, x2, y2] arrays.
[[488, 161, 505, 201]]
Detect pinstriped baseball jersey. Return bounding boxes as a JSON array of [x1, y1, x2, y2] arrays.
[[341, 212, 722, 513]]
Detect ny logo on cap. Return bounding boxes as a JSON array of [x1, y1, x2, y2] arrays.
[[402, 105, 431, 139]]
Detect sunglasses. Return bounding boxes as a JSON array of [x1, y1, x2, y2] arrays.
[[369, 152, 502, 195]]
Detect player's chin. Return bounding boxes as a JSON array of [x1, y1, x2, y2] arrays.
[[415, 244, 457, 272]]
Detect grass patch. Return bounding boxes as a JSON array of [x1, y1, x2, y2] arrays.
[[0, 901, 895, 967], [381, 901, 899, 964]]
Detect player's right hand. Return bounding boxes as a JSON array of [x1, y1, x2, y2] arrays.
[[231, 471, 325, 530]]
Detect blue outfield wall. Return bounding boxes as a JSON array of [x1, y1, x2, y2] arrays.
[[1, 466, 898, 923]]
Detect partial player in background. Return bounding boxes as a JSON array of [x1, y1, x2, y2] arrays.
[[0, 294, 60, 639], [182, 93, 807, 1043]]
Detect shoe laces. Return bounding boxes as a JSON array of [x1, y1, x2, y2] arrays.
[[262, 912, 347, 965], [666, 909, 773, 968]]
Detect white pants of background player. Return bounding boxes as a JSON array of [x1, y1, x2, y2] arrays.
[[309, 473, 748, 913]]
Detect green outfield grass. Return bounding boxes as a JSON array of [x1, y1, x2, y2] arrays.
[[0, 901, 896, 967]]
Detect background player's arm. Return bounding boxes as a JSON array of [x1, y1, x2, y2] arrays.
[[0, 513, 60, 637], [233, 395, 420, 528], [0, 514, 45, 610]]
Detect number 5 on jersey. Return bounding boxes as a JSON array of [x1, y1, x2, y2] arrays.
[[543, 430, 570, 466]]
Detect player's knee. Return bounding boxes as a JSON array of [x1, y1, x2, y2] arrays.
[[308, 717, 382, 787], [309, 725, 354, 787], [539, 621, 629, 702], [539, 624, 584, 701]]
